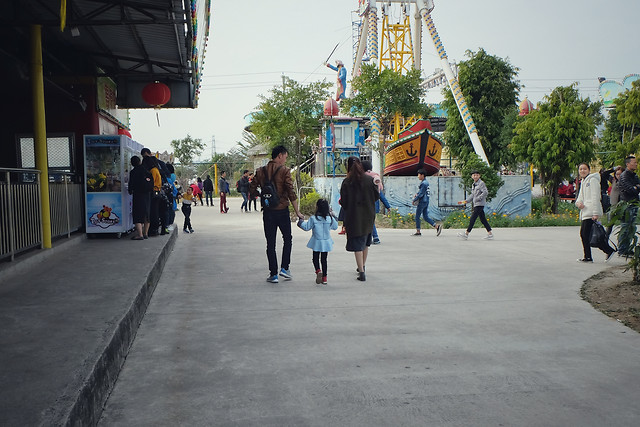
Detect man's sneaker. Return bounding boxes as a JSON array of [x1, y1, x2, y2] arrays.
[[316, 270, 322, 284], [457, 232, 468, 240], [436, 223, 442, 236], [322, 276, 327, 285], [372, 238, 381, 244], [577, 258, 593, 263], [266, 275, 279, 283], [605, 251, 616, 262], [183, 229, 190, 234], [483, 234, 494, 240], [279, 268, 292, 280]]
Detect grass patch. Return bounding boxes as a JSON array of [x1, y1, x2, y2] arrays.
[[374, 197, 580, 229]]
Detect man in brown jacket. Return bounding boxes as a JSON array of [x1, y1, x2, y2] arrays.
[[251, 145, 304, 283]]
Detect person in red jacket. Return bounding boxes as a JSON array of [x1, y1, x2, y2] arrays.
[[190, 181, 202, 206]]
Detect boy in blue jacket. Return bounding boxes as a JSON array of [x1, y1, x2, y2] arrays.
[[412, 169, 442, 236]]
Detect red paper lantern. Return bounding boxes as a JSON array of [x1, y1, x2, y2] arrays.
[[323, 98, 339, 117], [142, 82, 171, 108], [118, 128, 132, 138]]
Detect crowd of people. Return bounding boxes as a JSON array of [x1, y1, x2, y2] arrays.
[[131, 146, 640, 281], [128, 148, 179, 239], [574, 156, 640, 263], [129, 145, 495, 284]]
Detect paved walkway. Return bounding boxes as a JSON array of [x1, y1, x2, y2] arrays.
[[2, 198, 640, 426]]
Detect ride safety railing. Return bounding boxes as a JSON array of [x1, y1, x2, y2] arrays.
[[0, 168, 84, 261]]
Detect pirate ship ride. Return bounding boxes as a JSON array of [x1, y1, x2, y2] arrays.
[[383, 119, 443, 176]]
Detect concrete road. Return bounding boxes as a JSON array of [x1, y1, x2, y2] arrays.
[[99, 198, 640, 426]]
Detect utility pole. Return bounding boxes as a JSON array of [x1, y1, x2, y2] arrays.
[[211, 135, 216, 157]]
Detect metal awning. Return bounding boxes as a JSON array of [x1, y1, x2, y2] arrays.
[[0, 0, 207, 108]]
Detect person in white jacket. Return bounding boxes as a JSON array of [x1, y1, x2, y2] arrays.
[[575, 163, 616, 262]]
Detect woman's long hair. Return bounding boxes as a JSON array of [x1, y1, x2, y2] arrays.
[[346, 156, 365, 181], [315, 198, 330, 220]]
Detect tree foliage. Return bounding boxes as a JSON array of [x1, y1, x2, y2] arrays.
[[170, 134, 205, 166], [598, 106, 626, 168], [599, 80, 640, 167], [458, 155, 504, 201], [616, 80, 640, 139], [441, 48, 520, 169], [251, 77, 332, 187], [511, 84, 602, 213], [342, 63, 430, 171]]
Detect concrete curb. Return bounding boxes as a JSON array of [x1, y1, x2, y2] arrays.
[[61, 228, 177, 426]]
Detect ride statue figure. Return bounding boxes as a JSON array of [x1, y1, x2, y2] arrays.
[[325, 59, 347, 101]]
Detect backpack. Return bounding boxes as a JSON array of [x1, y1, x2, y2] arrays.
[[236, 180, 241, 191], [260, 165, 284, 209]]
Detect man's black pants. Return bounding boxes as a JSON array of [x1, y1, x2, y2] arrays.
[[263, 208, 292, 276]]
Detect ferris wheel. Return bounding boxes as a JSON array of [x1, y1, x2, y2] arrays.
[[352, 0, 489, 165]]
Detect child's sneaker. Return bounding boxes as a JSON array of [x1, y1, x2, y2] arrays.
[[322, 276, 327, 285], [315, 270, 322, 284]]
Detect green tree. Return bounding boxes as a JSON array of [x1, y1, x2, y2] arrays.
[[441, 48, 520, 169], [458, 155, 504, 201], [251, 77, 332, 188], [598, 106, 626, 168], [597, 81, 640, 168], [170, 134, 205, 166], [511, 84, 603, 213], [342, 63, 430, 172], [616, 80, 640, 143]]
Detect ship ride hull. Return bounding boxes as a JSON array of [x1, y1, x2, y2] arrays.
[[384, 129, 443, 176]]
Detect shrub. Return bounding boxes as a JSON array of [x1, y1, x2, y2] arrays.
[[376, 197, 580, 229], [297, 190, 322, 217]]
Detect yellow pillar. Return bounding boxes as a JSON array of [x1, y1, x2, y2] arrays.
[[530, 164, 534, 189], [32, 25, 52, 248], [214, 163, 219, 194]]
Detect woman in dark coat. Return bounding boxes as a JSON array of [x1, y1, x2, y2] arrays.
[[339, 156, 379, 281], [128, 155, 152, 239]]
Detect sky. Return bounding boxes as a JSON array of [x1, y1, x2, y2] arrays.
[[128, 0, 640, 159]]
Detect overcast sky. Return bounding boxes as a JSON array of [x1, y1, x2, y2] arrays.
[[128, 0, 640, 159]]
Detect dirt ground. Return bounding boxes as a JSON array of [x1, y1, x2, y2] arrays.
[[581, 265, 640, 334]]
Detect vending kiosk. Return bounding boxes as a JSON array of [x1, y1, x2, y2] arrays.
[[83, 134, 142, 236]]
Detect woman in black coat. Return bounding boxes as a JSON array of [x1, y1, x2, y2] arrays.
[[128, 155, 153, 239], [339, 156, 379, 281]]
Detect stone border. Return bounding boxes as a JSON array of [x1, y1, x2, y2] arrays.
[[60, 229, 177, 426]]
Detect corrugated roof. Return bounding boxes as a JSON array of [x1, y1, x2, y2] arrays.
[[0, 0, 208, 108]]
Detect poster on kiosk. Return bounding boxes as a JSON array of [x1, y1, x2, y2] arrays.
[[83, 135, 142, 236]]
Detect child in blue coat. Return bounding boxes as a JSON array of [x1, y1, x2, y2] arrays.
[[297, 199, 338, 285]]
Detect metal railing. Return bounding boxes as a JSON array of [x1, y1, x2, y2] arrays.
[[49, 174, 84, 239], [0, 168, 84, 261]]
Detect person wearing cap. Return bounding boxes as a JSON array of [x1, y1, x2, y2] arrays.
[[457, 170, 493, 240], [325, 59, 347, 101]]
